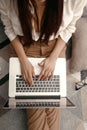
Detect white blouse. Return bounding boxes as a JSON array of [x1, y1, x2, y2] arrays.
[[0, 0, 86, 43]]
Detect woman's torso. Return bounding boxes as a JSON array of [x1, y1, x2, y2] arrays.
[[4, 0, 75, 41]]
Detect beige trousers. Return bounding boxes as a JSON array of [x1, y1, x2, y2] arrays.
[[27, 108, 60, 130], [10, 39, 66, 130]]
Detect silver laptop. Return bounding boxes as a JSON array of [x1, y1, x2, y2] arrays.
[[6, 57, 74, 108]]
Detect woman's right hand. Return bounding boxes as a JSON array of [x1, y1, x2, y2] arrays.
[[20, 59, 35, 86]]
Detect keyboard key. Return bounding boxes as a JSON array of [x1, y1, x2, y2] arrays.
[[16, 75, 60, 93]]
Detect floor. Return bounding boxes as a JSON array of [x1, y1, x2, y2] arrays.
[[61, 74, 87, 130]]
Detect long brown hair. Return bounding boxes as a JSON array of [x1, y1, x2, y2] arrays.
[[17, 0, 64, 46]]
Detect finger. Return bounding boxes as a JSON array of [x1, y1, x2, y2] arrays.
[[27, 73, 34, 86], [21, 72, 24, 80], [40, 68, 51, 80], [49, 74, 53, 80], [38, 73, 43, 81], [32, 70, 35, 77], [38, 70, 45, 80], [41, 71, 49, 80], [41, 75, 46, 81], [38, 59, 45, 67], [49, 72, 54, 80], [44, 72, 52, 80], [27, 78, 33, 86], [22, 74, 26, 82], [47, 72, 52, 78], [22, 72, 28, 83], [21, 71, 33, 86], [23, 74, 30, 85]]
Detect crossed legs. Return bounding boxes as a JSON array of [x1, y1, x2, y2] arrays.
[[27, 108, 60, 130]]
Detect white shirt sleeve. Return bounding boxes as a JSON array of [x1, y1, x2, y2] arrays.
[[0, 0, 17, 41], [59, 0, 87, 43]]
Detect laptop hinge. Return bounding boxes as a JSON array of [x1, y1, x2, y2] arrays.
[[15, 95, 60, 99]]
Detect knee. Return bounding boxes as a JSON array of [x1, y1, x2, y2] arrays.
[[46, 108, 60, 116], [26, 108, 45, 120]]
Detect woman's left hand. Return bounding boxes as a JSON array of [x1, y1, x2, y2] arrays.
[[38, 57, 57, 80]]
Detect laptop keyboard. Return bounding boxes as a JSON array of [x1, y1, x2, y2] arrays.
[[16, 101, 60, 107], [16, 75, 60, 93]]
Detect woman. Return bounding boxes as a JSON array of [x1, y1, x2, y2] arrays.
[[0, 0, 86, 130]]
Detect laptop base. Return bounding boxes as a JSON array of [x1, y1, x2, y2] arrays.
[[3, 97, 75, 109]]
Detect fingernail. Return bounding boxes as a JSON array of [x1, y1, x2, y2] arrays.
[[38, 77, 40, 80], [30, 84, 32, 87]]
